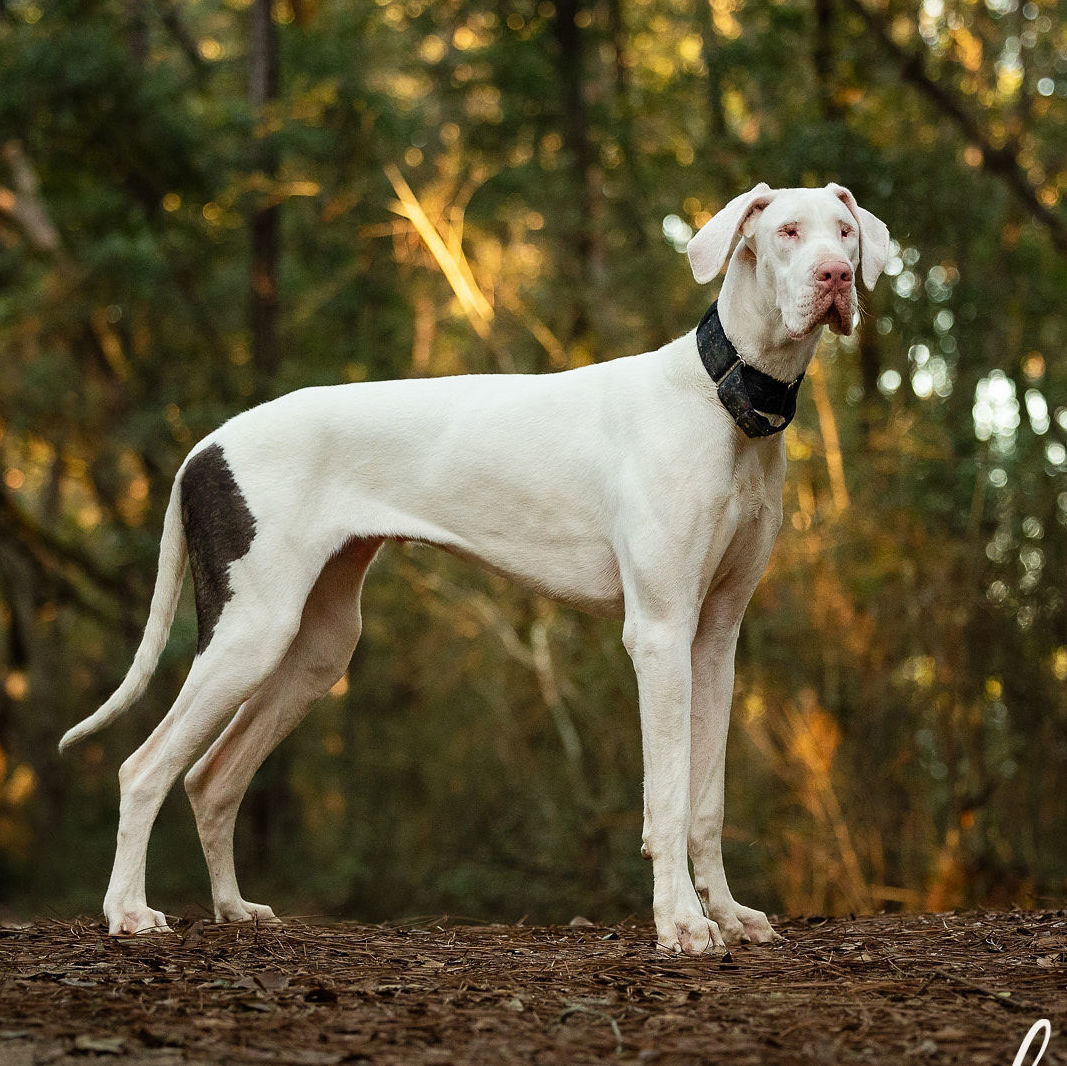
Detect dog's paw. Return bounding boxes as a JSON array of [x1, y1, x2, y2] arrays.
[[734, 904, 779, 944], [107, 906, 172, 936], [215, 900, 281, 925], [699, 894, 779, 945], [655, 915, 726, 956]]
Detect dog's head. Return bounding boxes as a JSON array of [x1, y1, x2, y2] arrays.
[[686, 183, 890, 339]]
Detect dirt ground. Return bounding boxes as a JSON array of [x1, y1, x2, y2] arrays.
[[0, 910, 1064, 1065]]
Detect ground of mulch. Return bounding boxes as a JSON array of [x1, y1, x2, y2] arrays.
[[0, 911, 1064, 1065]]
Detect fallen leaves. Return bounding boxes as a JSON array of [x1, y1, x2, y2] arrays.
[[0, 911, 1063, 1064]]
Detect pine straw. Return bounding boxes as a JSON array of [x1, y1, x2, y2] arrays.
[[0, 910, 1064, 1064]]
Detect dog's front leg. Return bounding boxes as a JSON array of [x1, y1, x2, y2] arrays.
[[625, 611, 724, 955], [687, 519, 780, 946]]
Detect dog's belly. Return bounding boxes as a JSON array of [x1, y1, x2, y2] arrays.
[[346, 466, 627, 615], [405, 460, 627, 616], [435, 536, 625, 617]]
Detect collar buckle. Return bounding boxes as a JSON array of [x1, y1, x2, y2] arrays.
[[713, 355, 744, 386]]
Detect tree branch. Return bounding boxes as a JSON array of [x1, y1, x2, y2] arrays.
[[0, 141, 74, 269], [0, 488, 133, 620], [841, 0, 1067, 254], [154, 0, 208, 80]]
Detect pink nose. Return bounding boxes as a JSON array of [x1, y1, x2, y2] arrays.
[[814, 259, 853, 290]]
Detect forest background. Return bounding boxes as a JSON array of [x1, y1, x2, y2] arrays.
[[0, 0, 1065, 924]]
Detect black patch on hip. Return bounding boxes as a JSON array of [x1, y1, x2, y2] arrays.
[[180, 443, 257, 653]]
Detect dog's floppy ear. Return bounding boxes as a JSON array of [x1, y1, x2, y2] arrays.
[[686, 182, 775, 284], [827, 183, 891, 290]]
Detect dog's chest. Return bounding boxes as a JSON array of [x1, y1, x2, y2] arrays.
[[728, 442, 779, 525]]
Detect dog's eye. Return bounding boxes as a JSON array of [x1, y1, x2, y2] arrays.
[[779, 223, 799, 240], [840, 225, 853, 239]]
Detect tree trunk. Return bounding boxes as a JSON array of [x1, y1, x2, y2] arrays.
[[249, 0, 281, 397], [603, 0, 651, 251], [124, 0, 149, 66], [552, 0, 599, 346], [813, 0, 842, 121], [696, 0, 727, 143], [244, 0, 293, 881]]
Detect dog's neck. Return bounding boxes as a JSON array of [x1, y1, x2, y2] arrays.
[[716, 245, 822, 383]]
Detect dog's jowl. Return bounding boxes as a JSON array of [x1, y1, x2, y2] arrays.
[[60, 183, 890, 952]]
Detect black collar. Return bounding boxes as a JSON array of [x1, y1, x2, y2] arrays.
[[695, 301, 804, 439]]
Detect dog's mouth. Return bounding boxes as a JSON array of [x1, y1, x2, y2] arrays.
[[786, 298, 853, 340], [784, 288, 857, 341], [816, 291, 855, 336], [824, 303, 851, 336]]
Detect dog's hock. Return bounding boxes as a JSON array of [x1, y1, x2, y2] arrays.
[[686, 182, 775, 284]]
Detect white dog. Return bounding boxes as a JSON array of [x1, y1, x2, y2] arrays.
[[60, 182, 889, 953]]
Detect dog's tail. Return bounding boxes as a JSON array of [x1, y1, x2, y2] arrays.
[[59, 484, 187, 753]]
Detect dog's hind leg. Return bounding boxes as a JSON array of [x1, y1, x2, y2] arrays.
[[102, 568, 317, 935], [184, 537, 382, 923]]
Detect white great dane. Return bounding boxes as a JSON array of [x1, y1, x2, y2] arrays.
[[60, 182, 889, 953]]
